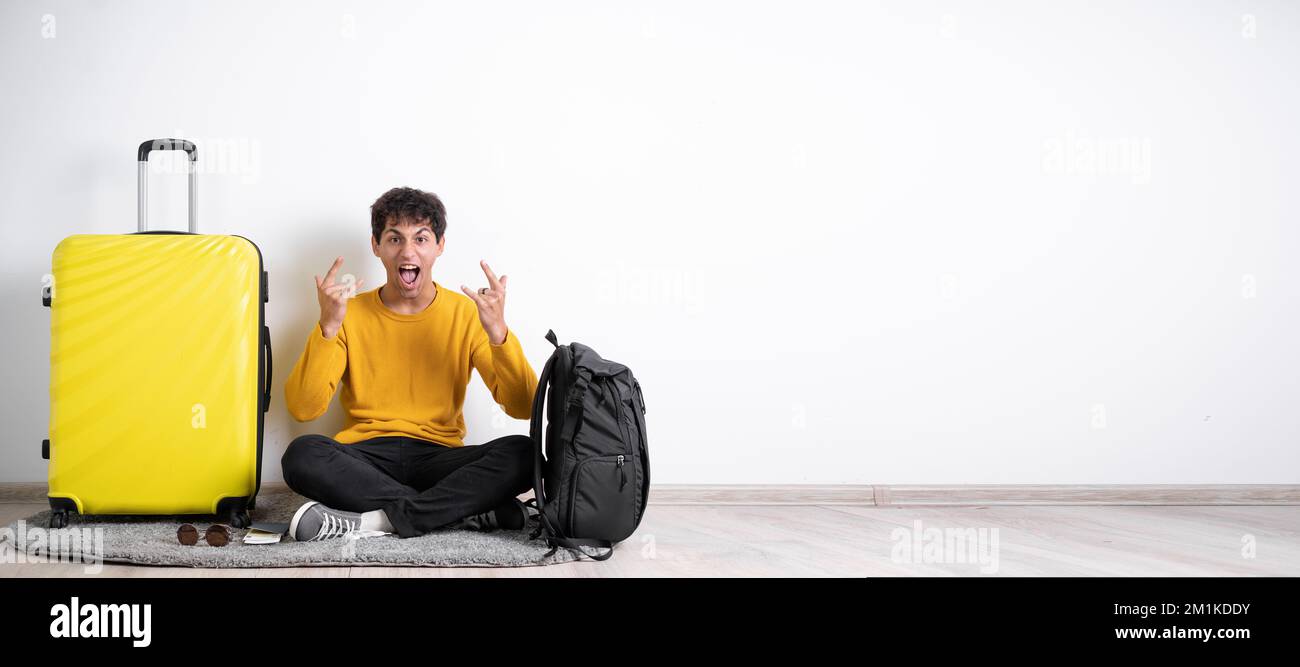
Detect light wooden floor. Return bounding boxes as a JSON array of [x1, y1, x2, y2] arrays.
[[1, 502, 1295, 577]]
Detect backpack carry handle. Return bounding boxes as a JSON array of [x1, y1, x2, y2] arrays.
[[137, 138, 197, 233]]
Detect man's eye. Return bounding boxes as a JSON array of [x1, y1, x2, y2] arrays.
[[417, 237, 427, 243]]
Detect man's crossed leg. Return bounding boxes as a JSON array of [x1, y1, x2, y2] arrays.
[[280, 433, 535, 541]]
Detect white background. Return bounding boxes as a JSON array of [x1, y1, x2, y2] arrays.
[[2, 0, 1297, 484]]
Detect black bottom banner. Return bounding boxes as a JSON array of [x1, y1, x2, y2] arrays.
[[3, 575, 1292, 654]]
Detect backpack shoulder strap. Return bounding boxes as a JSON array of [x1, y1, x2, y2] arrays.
[[530, 352, 556, 512], [529, 330, 564, 511], [526, 330, 617, 562]]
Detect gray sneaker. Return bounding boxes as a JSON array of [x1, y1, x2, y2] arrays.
[[289, 501, 364, 542]]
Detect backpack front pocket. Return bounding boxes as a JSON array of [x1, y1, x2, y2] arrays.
[[567, 454, 638, 541]]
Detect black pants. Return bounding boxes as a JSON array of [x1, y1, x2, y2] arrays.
[[280, 433, 534, 538]]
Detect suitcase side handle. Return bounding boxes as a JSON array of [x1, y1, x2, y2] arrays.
[[262, 325, 273, 413], [137, 138, 197, 234]]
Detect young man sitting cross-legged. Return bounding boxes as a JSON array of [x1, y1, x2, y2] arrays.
[[281, 186, 539, 542]]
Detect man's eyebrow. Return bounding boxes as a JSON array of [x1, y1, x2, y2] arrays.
[[384, 226, 433, 238]]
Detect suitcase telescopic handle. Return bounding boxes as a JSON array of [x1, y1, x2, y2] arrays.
[[137, 138, 197, 234]]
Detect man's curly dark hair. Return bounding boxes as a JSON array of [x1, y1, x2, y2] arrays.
[[370, 187, 447, 243]]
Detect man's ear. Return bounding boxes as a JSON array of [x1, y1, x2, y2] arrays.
[[370, 235, 380, 257], [435, 233, 446, 257]]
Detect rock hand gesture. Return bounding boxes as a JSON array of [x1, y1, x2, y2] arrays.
[[461, 260, 509, 345]]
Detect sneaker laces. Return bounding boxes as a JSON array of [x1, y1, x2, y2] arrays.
[[460, 510, 497, 531], [314, 512, 359, 541]]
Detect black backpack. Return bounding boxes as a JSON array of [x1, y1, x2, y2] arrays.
[[526, 330, 649, 561]]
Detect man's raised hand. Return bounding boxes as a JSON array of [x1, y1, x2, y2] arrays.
[[461, 259, 509, 345], [316, 256, 363, 339]]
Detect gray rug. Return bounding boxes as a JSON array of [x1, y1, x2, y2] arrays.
[[0, 490, 580, 568]]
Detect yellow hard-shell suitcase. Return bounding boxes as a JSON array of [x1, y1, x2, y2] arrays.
[[43, 139, 270, 529]]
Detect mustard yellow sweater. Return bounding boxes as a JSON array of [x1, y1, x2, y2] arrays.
[[283, 281, 538, 447]]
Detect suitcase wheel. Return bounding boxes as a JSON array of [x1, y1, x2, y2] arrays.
[[229, 510, 251, 529], [47, 498, 77, 529], [215, 498, 252, 528]]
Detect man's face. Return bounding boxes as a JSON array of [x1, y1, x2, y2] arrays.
[[370, 216, 444, 298]]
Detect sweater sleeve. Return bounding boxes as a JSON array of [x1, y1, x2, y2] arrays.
[[284, 322, 348, 422], [471, 327, 538, 420]]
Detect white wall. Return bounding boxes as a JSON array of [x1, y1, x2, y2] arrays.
[[3, 0, 1297, 484]]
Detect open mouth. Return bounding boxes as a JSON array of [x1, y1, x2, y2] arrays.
[[398, 264, 420, 289]]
